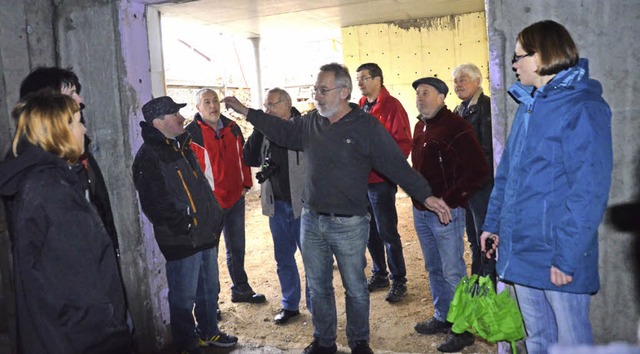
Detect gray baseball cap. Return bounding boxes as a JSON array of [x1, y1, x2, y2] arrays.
[[142, 96, 186, 123]]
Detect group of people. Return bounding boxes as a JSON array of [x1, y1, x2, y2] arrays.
[[0, 19, 612, 354]]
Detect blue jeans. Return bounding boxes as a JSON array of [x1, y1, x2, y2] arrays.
[[413, 206, 466, 322], [165, 247, 220, 351], [514, 284, 593, 354], [222, 196, 253, 295], [300, 208, 370, 349], [270, 200, 304, 311], [366, 182, 407, 284]]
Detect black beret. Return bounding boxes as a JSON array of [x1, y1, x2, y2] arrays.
[[412, 77, 449, 96]]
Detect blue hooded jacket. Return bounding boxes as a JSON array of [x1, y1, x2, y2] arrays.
[[483, 58, 612, 294]]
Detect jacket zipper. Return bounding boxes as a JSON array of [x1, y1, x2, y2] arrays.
[[438, 151, 449, 189], [176, 167, 198, 227]]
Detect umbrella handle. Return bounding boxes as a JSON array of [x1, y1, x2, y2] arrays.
[[480, 237, 497, 290]]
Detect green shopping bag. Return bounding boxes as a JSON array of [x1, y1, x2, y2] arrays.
[[447, 274, 525, 353]]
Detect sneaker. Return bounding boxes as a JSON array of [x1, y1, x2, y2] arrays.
[[414, 317, 451, 335], [198, 332, 238, 348], [385, 282, 407, 303], [302, 338, 338, 354], [367, 274, 390, 292], [352, 340, 374, 354], [437, 331, 475, 352]]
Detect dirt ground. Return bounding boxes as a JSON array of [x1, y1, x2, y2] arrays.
[[213, 192, 495, 354]]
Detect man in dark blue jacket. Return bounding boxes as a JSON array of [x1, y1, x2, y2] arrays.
[[132, 96, 237, 354]]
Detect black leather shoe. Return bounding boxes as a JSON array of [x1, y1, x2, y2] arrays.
[[385, 282, 407, 303], [274, 309, 300, 325], [437, 331, 475, 352], [352, 340, 373, 354], [302, 339, 337, 354], [414, 317, 451, 335], [367, 274, 390, 292], [231, 292, 266, 303]]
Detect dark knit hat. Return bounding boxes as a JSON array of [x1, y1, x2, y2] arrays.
[[412, 77, 449, 96], [142, 96, 186, 122]]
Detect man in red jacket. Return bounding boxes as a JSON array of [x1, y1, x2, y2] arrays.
[[356, 63, 412, 303], [186, 88, 265, 304]]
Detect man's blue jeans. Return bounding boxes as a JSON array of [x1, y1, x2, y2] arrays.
[[367, 181, 407, 284], [270, 200, 303, 311], [165, 247, 220, 351], [514, 284, 592, 354], [413, 206, 466, 322], [222, 196, 253, 296], [300, 208, 370, 348]]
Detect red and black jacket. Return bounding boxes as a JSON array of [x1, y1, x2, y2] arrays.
[[186, 114, 252, 209]]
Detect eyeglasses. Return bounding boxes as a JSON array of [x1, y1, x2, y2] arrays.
[[512, 52, 534, 64], [356, 76, 374, 84], [264, 100, 283, 110], [311, 86, 343, 97]]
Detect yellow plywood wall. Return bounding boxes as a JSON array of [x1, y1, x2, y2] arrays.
[[342, 12, 489, 122]]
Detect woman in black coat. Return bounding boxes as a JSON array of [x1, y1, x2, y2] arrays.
[[0, 91, 132, 353]]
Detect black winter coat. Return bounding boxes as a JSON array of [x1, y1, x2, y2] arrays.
[[132, 122, 223, 261], [454, 92, 494, 186], [0, 141, 132, 354], [84, 139, 120, 256]]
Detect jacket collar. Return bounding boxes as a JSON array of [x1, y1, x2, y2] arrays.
[[420, 105, 449, 125], [508, 58, 590, 105], [358, 85, 391, 108], [466, 87, 484, 107], [454, 88, 484, 115], [194, 112, 233, 130], [140, 121, 191, 150]]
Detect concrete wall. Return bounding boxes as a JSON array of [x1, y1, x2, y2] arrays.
[[486, 0, 640, 343], [342, 12, 489, 134], [0, 1, 58, 351]]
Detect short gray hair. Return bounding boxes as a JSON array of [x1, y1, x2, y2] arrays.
[[267, 87, 292, 107], [319, 63, 352, 100], [452, 63, 483, 84], [195, 88, 218, 106]]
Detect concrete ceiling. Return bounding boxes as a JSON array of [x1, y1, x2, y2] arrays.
[[155, 0, 485, 40]]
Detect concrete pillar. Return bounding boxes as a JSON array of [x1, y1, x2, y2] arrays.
[[485, 0, 640, 343], [249, 36, 263, 108]]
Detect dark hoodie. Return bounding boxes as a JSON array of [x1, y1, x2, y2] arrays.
[[0, 140, 132, 354]]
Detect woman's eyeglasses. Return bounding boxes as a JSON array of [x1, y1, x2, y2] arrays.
[[512, 52, 534, 64]]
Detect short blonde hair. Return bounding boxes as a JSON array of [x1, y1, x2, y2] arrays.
[[12, 90, 82, 163]]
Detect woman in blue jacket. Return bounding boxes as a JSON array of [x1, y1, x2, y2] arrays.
[[480, 20, 612, 354]]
